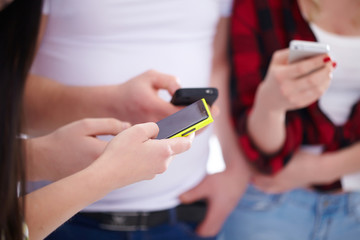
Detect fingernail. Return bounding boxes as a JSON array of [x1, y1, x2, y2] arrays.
[[332, 62, 337, 68], [123, 122, 131, 128], [323, 57, 331, 63]]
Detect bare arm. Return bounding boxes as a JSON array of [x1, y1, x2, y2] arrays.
[[180, 17, 251, 237], [25, 118, 131, 181], [253, 142, 360, 193], [25, 123, 193, 239], [24, 70, 181, 136], [24, 17, 181, 136], [248, 50, 334, 154]]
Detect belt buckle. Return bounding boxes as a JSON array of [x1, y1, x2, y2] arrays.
[[99, 212, 150, 231]]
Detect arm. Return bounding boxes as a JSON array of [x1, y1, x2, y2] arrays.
[[25, 122, 193, 240], [24, 70, 181, 136], [25, 118, 130, 181], [180, 17, 251, 237], [253, 141, 360, 193], [25, 15, 181, 136], [248, 50, 334, 154], [230, 0, 334, 173]]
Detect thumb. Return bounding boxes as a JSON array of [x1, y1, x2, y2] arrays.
[[150, 70, 181, 95], [75, 118, 131, 136]]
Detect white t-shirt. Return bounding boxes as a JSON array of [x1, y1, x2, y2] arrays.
[[304, 24, 360, 191], [31, 0, 233, 211]]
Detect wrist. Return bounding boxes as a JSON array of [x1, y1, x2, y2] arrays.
[[225, 156, 252, 182], [318, 153, 340, 183], [25, 137, 48, 181], [254, 83, 287, 117]]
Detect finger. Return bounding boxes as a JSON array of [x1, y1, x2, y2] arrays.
[[162, 133, 194, 155], [148, 70, 181, 95], [127, 122, 160, 142], [196, 202, 227, 236], [149, 98, 182, 120], [271, 48, 290, 65], [287, 63, 333, 93], [75, 118, 131, 136], [289, 66, 333, 106], [286, 54, 331, 79], [210, 105, 220, 118]]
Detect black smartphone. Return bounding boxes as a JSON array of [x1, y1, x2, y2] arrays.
[[171, 87, 218, 106], [156, 98, 213, 139]]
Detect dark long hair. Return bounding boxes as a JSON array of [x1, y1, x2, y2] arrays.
[[0, 0, 42, 239]]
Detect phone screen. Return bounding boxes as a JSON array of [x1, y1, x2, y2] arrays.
[[156, 100, 209, 139]]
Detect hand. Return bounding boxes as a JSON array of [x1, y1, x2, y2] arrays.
[[256, 49, 335, 114], [111, 70, 182, 124], [91, 122, 194, 189], [179, 168, 248, 237], [252, 151, 337, 193], [27, 118, 131, 181]]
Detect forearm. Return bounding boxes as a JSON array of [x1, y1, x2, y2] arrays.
[[212, 72, 251, 178], [247, 84, 287, 154], [322, 142, 360, 180], [210, 17, 251, 178], [24, 138, 46, 181], [23, 74, 115, 136], [25, 163, 117, 240]]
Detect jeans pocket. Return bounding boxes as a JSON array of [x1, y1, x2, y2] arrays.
[[237, 184, 285, 211], [175, 222, 217, 240], [348, 193, 360, 223]]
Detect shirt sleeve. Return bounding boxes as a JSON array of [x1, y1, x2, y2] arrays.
[[230, 0, 304, 174], [42, 0, 50, 15], [219, 0, 233, 17]]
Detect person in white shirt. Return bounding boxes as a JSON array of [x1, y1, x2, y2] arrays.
[[0, 1, 193, 239], [25, 0, 250, 239]]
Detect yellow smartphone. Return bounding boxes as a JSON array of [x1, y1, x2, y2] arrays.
[[156, 98, 213, 139]]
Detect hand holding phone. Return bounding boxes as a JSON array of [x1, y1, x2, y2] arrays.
[[171, 88, 218, 106], [156, 98, 213, 139]]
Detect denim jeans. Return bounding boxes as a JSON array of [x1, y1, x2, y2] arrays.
[[46, 208, 216, 240], [218, 185, 360, 240]]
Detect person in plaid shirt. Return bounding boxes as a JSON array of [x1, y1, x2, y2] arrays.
[[219, 0, 360, 239]]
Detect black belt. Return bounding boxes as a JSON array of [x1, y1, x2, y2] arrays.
[[79, 201, 207, 231]]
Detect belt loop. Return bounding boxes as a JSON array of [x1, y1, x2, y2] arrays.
[[169, 207, 177, 225]]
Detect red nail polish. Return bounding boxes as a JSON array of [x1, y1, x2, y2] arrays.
[[332, 62, 337, 68], [323, 57, 331, 63]]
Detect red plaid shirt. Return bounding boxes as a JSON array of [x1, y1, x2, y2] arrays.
[[231, 0, 360, 191]]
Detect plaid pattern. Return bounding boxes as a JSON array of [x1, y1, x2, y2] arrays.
[[230, 0, 360, 191]]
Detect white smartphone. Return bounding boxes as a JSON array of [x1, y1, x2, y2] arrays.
[[288, 40, 330, 63]]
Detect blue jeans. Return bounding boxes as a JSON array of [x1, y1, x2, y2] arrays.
[[46, 208, 216, 240], [218, 185, 360, 240]]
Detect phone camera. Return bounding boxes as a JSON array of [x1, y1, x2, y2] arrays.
[[205, 89, 213, 94]]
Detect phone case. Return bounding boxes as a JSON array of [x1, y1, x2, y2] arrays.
[[171, 88, 218, 106], [156, 98, 213, 139]]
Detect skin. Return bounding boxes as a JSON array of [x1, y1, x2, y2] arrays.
[[24, 70, 182, 136], [25, 118, 131, 181], [249, 0, 360, 193], [25, 122, 194, 240], [248, 49, 334, 154], [180, 17, 251, 237], [24, 15, 182, 136]]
